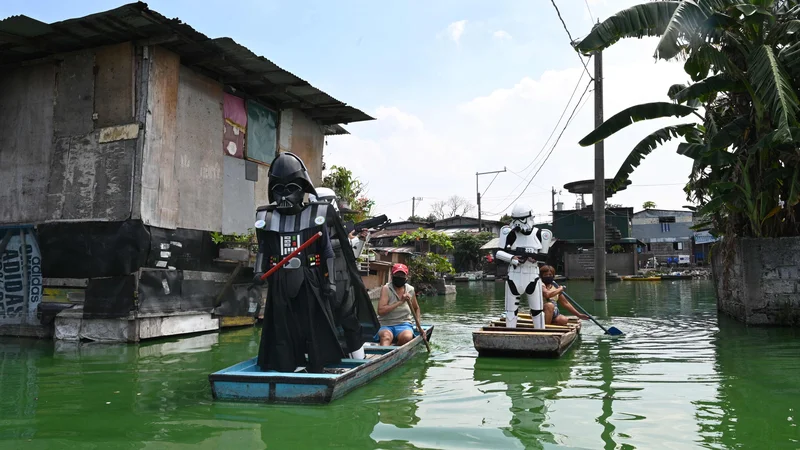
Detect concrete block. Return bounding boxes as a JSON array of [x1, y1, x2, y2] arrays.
[[763, 280, 796, 295], [219, 247, 250, 261]]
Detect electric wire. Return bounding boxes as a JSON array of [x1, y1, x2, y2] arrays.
[[550, 0, 593, 81]]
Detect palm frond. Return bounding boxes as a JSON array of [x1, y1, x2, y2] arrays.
[[609, 124, 699, 192], [671, 75, 742, 103], [748, 44, 800, 129], [579, 102, 697, 146], [655, 1, 708, 60], [573, 2, 682, 54]]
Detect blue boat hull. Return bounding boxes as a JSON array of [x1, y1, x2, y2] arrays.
[[209, 325, 434, 404]]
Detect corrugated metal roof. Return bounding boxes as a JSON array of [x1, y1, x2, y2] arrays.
[[370, 229, 411, 239], [372, 246, 414, 254], [0, 2, 373, 126]]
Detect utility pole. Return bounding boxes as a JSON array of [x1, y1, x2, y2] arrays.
[[476, 168, 507, 231], [411, 197, 423, 219], [551, 187, 557, 216], [593, 37, 607, 301]]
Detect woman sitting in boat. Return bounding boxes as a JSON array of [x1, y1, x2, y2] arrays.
[[375, 264, 421, 346], [540, 265, 589, 325]]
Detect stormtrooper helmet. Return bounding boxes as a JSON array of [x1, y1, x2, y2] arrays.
[[510, 203, 536, 234], [310, 187, 339, 211]]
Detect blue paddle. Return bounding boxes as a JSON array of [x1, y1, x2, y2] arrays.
[[552, 281, 623, 336]]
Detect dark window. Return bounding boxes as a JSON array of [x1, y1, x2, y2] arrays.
[[658, 216, 676, 223]]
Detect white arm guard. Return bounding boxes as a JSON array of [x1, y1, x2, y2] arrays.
[[496, 226, 517, 265], [539, 229, 553, 254]]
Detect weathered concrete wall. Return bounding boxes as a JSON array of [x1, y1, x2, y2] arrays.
[[713, 237, 800, 326]]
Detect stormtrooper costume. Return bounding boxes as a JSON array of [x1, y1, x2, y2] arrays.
[[495, 204, 553, 329]]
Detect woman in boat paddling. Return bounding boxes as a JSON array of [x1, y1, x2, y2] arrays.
[[540, 265, 589, 326], [375, 264, 421, 346]]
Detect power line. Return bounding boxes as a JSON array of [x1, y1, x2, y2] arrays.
[[550, 0, 593, 81], [488, 79, 593, 215], [584, 0, 595, 23]]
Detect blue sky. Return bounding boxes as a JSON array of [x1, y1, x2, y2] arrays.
[[1, 1, 696, 222]]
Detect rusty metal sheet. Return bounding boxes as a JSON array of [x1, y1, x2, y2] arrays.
[[0, 63, 55, 224], [141, 46, 180, 229], [288, 109, 324, 185], [53, 51, 94, 137], [94, 42, 134, 128], [175, 66, 223, 231]]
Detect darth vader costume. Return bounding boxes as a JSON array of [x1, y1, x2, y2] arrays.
[[309, 190, 380, 357], [253, 152, 343, 373]]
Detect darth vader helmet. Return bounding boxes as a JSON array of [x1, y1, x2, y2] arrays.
[[268, 152, 316, 215]]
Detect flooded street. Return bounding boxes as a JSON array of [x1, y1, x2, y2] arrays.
[[2, 280, 799, 449]]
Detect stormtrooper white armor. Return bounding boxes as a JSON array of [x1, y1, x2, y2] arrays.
[[495, 204, 553, 329]]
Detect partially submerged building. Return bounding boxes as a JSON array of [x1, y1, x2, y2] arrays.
[[0, 3, 373, 340], [632, 209, 694, 265]]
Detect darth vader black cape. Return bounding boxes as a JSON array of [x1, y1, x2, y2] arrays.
[[319, 203, 381, 353], [256, 204, 345, 373]]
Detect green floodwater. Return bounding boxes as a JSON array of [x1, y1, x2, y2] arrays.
[[1, 281, 800, 450]]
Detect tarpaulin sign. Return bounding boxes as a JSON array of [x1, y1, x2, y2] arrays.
[[0, 226, 42, 325], [223, 93, 247, 159]]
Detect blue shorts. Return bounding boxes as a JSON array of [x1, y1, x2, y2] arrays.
[[374, 322, 417, 341]]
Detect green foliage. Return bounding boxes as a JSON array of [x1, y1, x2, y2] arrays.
[[578, 103, 697, 147], [407, 214, 437, 223], [210, 229, 255, 245], [393, 228, 454, 252], [321, 166, 374, 222], [407, 252, 454, 285], [573, 1, 800, 238], [642, 201, 657, 210], [610, 244, 624, 254], [499, 214, 512, 224], [450, 231, 494, 272]]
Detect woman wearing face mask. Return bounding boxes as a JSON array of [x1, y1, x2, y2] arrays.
[[540, 265, 589, 325], [375, 264, 420, 346]]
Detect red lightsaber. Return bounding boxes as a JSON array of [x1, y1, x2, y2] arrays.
[[259, 231, 323, 281]]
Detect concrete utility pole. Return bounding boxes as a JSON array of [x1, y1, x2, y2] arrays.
[[593, 41, 607, 301], [476, 168, 507, 231], [412, 197, 422, 218]]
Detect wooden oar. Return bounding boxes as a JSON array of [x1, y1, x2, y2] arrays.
[[552, 281, 623, 336], [409, 291, 431, 353]]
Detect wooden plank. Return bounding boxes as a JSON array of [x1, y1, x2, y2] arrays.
[[141, 46, 180, 229], [94, 42, 134, 127], [53, 51, 94, 137], [0, 63, 55, 223], [175, 66, 223, 231]]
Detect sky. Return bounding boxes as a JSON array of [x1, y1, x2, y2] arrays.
[[1, 0, 697, 223]]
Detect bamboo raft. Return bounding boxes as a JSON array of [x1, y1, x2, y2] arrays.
[[473, 314, 581, 358]]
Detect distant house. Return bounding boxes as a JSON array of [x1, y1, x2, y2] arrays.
[[632, 209, 694, 265], [431, 216, 503, 236], [552, 206, 639, 277]]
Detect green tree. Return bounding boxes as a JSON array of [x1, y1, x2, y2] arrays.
[[499, 214, 512, 224], [642, 201, 657, 210], [321, 166, 374, 222], [450, 231, 494, 272], [574, 1, 800, 238], [393, 228, 454, 252]]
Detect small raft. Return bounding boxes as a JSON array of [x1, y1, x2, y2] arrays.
[[473, 315, 581, 358], [209, 325, 434, 404], [660, 273, 693, 280], [621, 275, 662, 281]]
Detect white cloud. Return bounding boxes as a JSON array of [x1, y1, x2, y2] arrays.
[[445, 20, 467, 43], [493, 30, 512, 40], [326, 38, 696, 223]]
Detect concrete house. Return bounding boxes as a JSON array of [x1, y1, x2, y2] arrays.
[[0, 3, 373, 341], [632, 209, 694, 265]]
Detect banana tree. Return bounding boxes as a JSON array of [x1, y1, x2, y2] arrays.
[[572, 0, 800, 238]]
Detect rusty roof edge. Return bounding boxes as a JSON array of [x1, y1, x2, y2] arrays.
[[0, 1, 375, 125]]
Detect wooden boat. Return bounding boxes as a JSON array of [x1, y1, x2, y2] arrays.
[[621, 275, 661, 281], [473, 316, 581, 358], [660, 273, 693, 280], [209, 325, 434, 404]]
